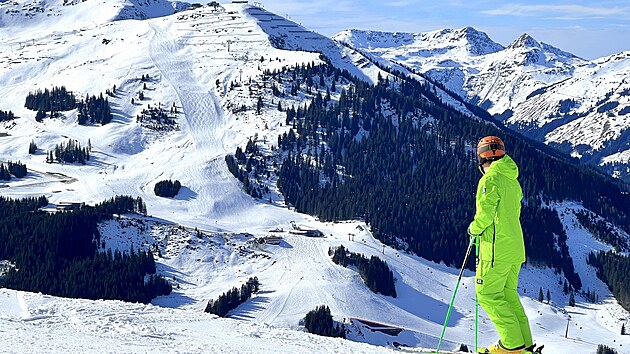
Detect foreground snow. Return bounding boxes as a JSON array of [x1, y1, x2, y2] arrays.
[[0, 288, 399, 354]]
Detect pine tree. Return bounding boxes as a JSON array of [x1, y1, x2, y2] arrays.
[[538, 287, 544, 302], [0, 164, 10, 181], [35, 110, 46, 122], [596, 344, 618, 354], [569, 292, 576, 307], [29, 140, 37, 154], [0, 110, 15, 122], [257, 96, 263, 115], [546, 289, 551, 304], [622, 323, 626, 335]]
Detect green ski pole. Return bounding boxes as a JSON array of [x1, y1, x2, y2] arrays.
[[435, 237, 475, 354], [475, 235, 479, 353]]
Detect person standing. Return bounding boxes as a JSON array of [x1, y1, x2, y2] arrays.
[[468, 136, 534, 354]]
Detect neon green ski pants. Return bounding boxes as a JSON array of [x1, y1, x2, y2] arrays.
[[476, 260, 533, 349]]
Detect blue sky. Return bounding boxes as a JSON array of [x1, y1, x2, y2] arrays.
[[244, 0, 630, 59]]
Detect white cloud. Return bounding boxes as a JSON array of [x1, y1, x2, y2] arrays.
[[482, 3, 629, 18], [386, 1, 418, 7]]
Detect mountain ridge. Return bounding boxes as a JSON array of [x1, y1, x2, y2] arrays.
[[0, 0, 188, 31], [336, 27, 630, 180]]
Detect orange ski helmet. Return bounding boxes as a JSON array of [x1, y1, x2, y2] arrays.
[[477, 136, 505, 165]]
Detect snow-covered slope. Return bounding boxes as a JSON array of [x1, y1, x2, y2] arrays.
[[0, 0, 187, 34], [334, 27, 504, 57], [0, 287, 395, 354], [507, 52, 630, 169], [334, 28, 584, 115], [2, 204, 629, 353], [335, 28, 630, 180], [0, 1, 629, 353]]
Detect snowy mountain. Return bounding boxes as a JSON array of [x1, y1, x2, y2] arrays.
[[0, 0, 187, 32], [335, 28, 630, 181], [334, 27, 505, 57], [334, 28, 584, 113], [0, 1, 629, 353]]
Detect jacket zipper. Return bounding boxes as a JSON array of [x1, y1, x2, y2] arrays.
[[491, 224, 496, 267]]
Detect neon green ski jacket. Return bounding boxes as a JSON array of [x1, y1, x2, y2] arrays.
[[468, 154, 525, 264]]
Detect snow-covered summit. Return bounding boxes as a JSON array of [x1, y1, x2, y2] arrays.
[[507, 33, 541, 50], [334, 26, 504, 57], [501, 33, 582, 68], [0, 0, 187, 31]]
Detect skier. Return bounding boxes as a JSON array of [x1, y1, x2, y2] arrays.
[[468, 136, 535, 354]]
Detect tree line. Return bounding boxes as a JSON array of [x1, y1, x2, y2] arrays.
[[0, 109, 15, 122], [204, 277, 260, 317], [331, 245, 396, 297], [137, 104, 177, 131], [0, 195, 166, 303], [576, 210, 628, 251], [587, 250, 630, 311], [225, 139, 269, 199], [24, 86, 113, 125], [77, 93, 113, 125], [25, 86, 77, 112], [0, 161, 27, 180], [304, 305, 345, 338], [47, 139, 90, 164], [154, 179, 181, 198]]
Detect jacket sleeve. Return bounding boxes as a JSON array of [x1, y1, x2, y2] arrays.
[[468, 176, 500, 235]]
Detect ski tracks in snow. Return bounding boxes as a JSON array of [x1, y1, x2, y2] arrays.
[[147, 19, 255, 219], [148, 20, 226, 156], [0, 290, 30, 319]]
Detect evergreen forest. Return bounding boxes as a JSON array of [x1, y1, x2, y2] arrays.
[[77, 94, 113, 125], [330, 245, 396, 297], [24, 86, 113, 125], [0, 195, 170, 303], [227, 61, 630, 293], [25, 86, 77, 112], [47, 139, 90, 164], [304, 305, 345, 338], [154, 179, 181, 198], [587, 251, 630, 311], [596, 344, 618, 354], [576, 210, 628, 251], [0, 161, 27, 180], [204, 277, 260, 317], [0, 109, 15, 122], [137, 104, 178, 131]]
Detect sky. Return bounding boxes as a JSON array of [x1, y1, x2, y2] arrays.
[[241, 0, 630, 60]]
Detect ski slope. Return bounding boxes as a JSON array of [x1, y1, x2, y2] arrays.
[[0, 1, 629, 353], [2, 207, 629, 353]]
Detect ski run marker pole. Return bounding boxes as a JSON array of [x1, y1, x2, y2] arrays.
[[435, 236, 475, 354]]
